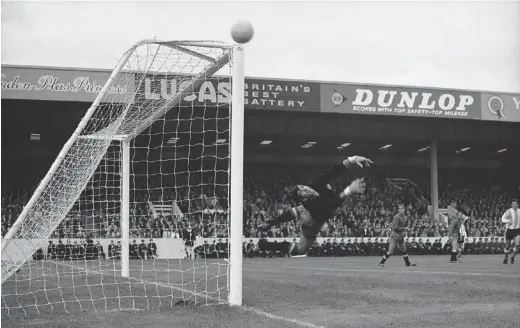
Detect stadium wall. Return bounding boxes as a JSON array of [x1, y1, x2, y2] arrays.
[[11, 236, 507, 262], [2, 64, 519, 122]]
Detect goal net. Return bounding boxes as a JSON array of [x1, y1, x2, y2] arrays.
[[1, 40, 245, 317]]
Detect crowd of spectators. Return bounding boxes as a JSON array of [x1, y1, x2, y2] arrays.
[[242, 165, 517, 239], [2, 165, 518, 240]]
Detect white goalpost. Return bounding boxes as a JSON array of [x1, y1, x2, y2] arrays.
[[1, 40, 245, 316]]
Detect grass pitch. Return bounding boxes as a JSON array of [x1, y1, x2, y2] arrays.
[[2, 255, 519, 328]]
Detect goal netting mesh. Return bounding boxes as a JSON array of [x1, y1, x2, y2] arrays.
[[1, 40, 235, 317]]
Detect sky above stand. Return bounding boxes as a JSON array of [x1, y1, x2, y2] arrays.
[[1, 0, 519, 93]]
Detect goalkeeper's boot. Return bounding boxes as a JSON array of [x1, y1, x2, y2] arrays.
[[406, 262, 416, 267]]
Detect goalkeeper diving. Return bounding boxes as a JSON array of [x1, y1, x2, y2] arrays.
[[258, 156, 372, 256]]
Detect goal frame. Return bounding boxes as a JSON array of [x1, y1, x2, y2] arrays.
[[1, 40, 245, 306]]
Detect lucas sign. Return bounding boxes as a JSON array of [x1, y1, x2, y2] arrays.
[[140, 75, 320, 111], [321, 84, 481, 120]]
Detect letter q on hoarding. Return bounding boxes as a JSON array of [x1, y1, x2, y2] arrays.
[[487, 95, 505, 118]]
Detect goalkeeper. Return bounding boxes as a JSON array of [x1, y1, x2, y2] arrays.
[[258, 156, 372, 256]]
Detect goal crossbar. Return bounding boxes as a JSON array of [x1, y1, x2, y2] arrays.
[[162, 44, 219, 63], [78, 135, 129, 141]]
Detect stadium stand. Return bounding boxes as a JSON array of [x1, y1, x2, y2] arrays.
[[3, 165, 517, 243]]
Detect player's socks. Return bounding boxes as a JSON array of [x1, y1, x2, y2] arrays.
[[450, 251, 458, 262], [402, 254, 412, 266], [504, 250, 510, 264], [379, 253, 390, 265]]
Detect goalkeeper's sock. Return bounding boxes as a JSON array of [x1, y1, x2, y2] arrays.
[[379, 253, 390, 265], [288, 242, 299, 256], [450, 251, 458, 262]]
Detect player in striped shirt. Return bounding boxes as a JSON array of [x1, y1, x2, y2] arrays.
[[258, 156, 372, 257], [502, 199, 520, 264]]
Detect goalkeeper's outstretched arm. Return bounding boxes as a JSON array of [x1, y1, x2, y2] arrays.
[[339, 178, 366, 200], [260, 208, 299, 230], [309, 156, 372, 187]]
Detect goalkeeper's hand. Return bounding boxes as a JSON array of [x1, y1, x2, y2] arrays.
[[345, 156, 373, 168]]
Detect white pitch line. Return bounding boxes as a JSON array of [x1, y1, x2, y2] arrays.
[[243, 306, 325, 328], [55, 261, 325, 328]]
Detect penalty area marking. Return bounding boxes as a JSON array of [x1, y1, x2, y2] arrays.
[[54, 261, 326, 328]]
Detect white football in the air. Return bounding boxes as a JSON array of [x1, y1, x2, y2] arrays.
[[231, 20, 254, 44]]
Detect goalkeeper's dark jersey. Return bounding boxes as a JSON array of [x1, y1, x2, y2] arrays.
[[301, 163, 346, 224]]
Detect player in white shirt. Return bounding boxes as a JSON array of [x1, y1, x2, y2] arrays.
[[501, 200, 520, 264], [457, 214, 469, 260]]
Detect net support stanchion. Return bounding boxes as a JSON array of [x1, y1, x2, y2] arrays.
[[229, 44, 245, 307], [121, 140, 130, 278], [430, 140, 439, 221]]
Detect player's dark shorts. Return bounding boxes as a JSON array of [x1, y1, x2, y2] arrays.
[[389, 232, 405, 244], [297, 205, 322, 240], [185, 241, 194, 247], [505, 229, 520, 241]]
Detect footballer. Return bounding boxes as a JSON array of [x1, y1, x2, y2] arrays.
[[258, 156, 372, 257], [379, 203, 416, 267], [502, 199, 520, 264]]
